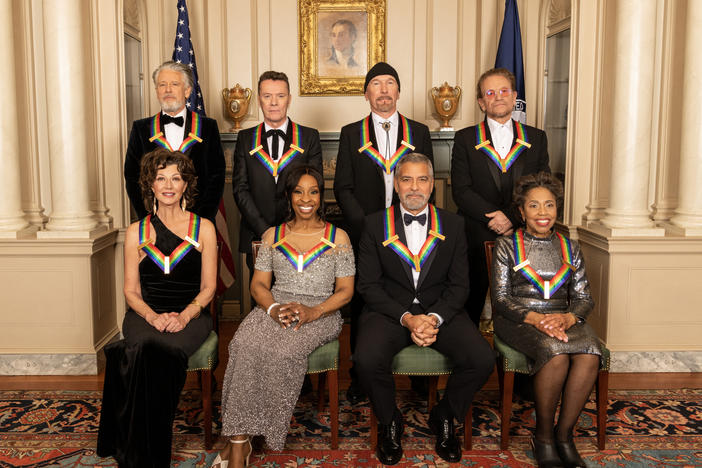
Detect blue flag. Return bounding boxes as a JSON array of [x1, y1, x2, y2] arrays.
[[172, 0, 206, 116], [495, 0, 526, 123]]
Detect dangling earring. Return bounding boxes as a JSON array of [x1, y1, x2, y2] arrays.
[[181, 196, 186, 212], [153, 197, 158, 214]]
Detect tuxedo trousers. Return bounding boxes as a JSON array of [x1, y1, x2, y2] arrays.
[[355, 310, 494, 424]]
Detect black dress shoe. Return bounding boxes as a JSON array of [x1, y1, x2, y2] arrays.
[[377, 416, 403, 465], [555, 436, 586, 468], [345, 380, 366, 405], [531, 438, 564, 468], [428, 405, 461, 463]]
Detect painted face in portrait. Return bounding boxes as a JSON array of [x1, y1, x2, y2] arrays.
[[156, 69, 192, 115], [331, 22, 356, 54], [258, 79, 291, 127]]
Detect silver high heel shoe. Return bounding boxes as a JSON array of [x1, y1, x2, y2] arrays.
[[210, 437, 251, 468]]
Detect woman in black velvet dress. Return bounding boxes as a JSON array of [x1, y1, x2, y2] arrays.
[[97, 148, 217, 467]]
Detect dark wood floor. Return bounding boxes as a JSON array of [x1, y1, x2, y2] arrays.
[[1, 322, 701, 391]]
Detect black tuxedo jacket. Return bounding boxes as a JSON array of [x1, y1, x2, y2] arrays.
[[232, 119, 323, 254], [451, 119, 549, 248], [124, 111, 226, 221], [357, 206, 469, 325], [334, 114, 433, 244]]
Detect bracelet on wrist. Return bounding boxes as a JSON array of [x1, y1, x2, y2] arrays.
[[190, 299, 203, 319], [267, 302, 280, 316]]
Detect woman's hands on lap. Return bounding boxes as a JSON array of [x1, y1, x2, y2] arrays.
[[269, 302, 322, 330], [524, 311, 577, 342]]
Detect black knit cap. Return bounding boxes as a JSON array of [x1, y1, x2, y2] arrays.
[[364, 62, 401, 92]]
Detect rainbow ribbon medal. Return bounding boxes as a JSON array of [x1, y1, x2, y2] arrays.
[[474, 120, 531, 173], [273, 223, 337, 273], [249, 122, 304, 177], [138, 213, 201, 274], [149, 111, 203, 152], [382, 204, 445, 272], [512, 229, 574, 299], [358, 114, 415, 174]]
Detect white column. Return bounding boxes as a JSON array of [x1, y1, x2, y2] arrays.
[[0, 0, 29, 237], [39, 0, 98, 237], [669, 0, 702, 236], [599, 0, 663, 236]]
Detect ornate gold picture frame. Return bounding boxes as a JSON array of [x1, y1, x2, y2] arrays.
[[299, 0, 386, 96]]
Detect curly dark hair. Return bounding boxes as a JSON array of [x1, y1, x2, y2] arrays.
[[139, 148, 198, 213], [283, 165, 325, 222], [513, 171, 563, 221]]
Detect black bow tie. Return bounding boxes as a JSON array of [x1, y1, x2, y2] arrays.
[[161, 114, 184, 127], [403, 213, 427, 226], [265, 129, 286, 140]]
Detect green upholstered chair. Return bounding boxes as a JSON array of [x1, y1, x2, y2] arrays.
[[368, 345, 473, 450], [485, 241, 611, 450], [252, 241, 341, 449], [185, 242, 222, 450], [305, 339, 341, 449]]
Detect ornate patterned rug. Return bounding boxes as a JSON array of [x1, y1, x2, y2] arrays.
[[1, 388, 700, 467]]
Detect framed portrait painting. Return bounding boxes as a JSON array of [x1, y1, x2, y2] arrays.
[[299, 0, 386, 96]]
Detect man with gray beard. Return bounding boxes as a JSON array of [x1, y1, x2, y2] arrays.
[[124, 60, 225, 222], [354, 153, 493, 465]]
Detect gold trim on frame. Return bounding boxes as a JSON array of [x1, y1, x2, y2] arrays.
[[299, 0, 386, 96]]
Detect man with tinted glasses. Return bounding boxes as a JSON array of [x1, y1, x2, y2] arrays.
[[451, 67, 550, 325]]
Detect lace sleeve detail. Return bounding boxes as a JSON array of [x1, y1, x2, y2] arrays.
[[329, 228, 355, 277], [253, 228, 277, 272]]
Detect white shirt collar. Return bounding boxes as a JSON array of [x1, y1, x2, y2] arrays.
[[162, 107, 187, 120], [371, 111, 398, 127], [399, 203, 429, 221], [264, 118, 289, 134], [486, 116, 513, 133]]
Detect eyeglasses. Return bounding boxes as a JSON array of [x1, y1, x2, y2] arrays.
[[483, 88, 513, 99]]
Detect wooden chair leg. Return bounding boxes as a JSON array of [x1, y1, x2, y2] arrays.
[[328, 369, 339, 449], [317, 372, 327, 413], [500, 370, 515, 450], [201, 368, 213, 450], [428, 376, 439, 410], [596, 369, 608, 450], [464, 404, 472, 450]]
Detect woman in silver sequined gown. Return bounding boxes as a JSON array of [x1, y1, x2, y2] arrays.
[[492, 172, 602, 468], [212, 167, 355, 468]]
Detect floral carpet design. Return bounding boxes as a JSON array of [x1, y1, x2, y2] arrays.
[[0, 389, 700, 467]]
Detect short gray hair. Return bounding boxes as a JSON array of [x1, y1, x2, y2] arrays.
[[394, 152, 434, 179], [152, 61, 194, 91]]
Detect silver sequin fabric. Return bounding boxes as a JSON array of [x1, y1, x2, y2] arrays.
[[220, 240, 355, 450], [491, 231, 603, 374]]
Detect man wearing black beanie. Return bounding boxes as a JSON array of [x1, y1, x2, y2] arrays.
[[333, 62, 434, 413]]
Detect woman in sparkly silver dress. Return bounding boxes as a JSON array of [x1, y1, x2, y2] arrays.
[[212, 166, 355, 468], [492, 172, 603, 468]]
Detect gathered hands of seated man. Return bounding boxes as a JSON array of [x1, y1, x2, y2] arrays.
[[401, 313, 438, 347]]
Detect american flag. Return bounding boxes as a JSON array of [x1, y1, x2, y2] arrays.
[[172, 0, 236, 294]]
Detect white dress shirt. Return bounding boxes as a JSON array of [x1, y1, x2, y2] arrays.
[[371, 111, 399, 208], [487, 117, 514, 159], [264, 118, 289, 182], [399, 204, 444, 327], [163, 107, 188, 150]]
